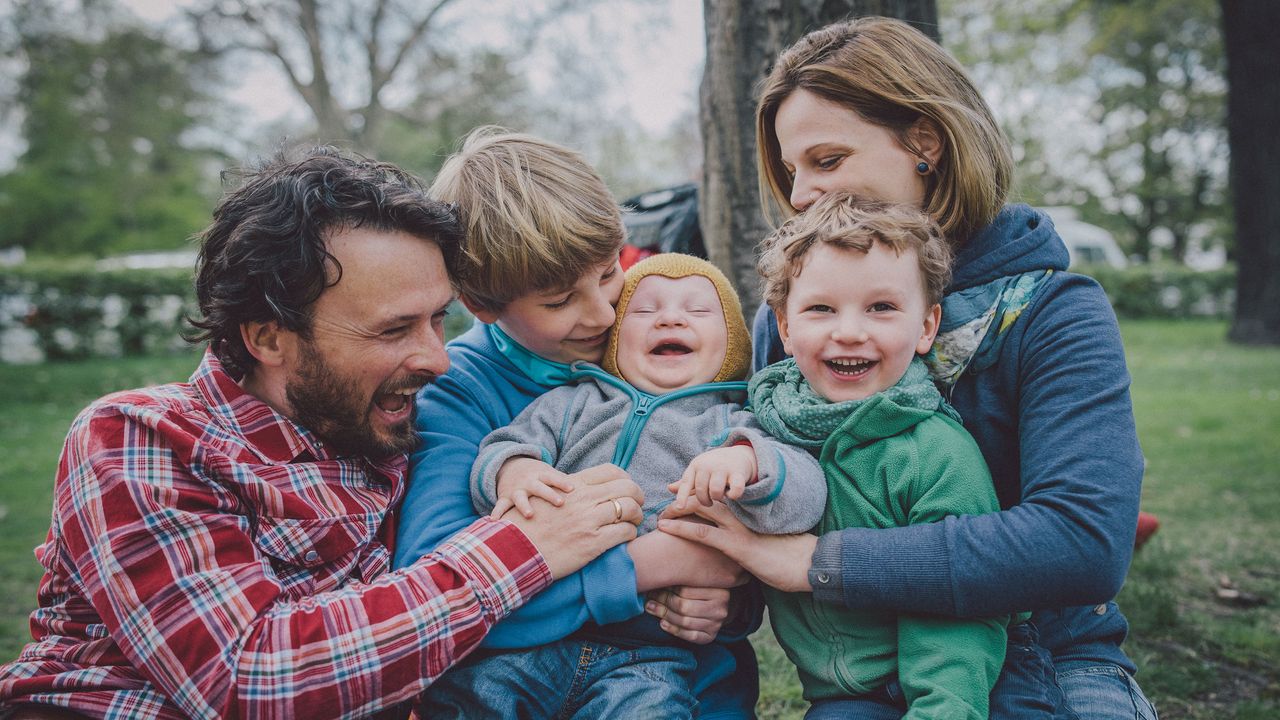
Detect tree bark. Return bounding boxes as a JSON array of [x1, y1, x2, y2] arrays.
[[700, 0, 938, 319], [1223, 0, 1280, 344]]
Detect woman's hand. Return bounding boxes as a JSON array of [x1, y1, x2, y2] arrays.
[[645, 586, 732, 645], [628, 527, 748, 592], [658, 501, 818, 593]]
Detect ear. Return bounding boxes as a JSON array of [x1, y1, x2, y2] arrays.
[[459, 294, 499, 324], [916, 302, 942, 355], [240, 320, 295, 368], [774, 307, 795, 357], [907, 118, 944, 166]]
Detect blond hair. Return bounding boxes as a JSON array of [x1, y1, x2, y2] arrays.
[[429, 126, 624, 312], [756, 16, 1012, 248], [758, 194, 952, 312]]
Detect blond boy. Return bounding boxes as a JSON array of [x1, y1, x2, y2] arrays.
[[392, 129, 760, 718]]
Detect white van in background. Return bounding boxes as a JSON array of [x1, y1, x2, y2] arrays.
[[1041, 206, 1129, 269]]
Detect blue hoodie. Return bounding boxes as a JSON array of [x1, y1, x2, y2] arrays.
[[752, 204, 1142, 672], [395, 322, 759, 717]]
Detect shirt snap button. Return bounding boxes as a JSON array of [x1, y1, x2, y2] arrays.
[[1094, 603, 1108, 615], [304, 550, 321, 563], [816, 573, 830, 585]]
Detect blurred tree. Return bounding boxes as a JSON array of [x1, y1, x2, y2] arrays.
[[1223, 0, 1280, 345], [1071, 0, 1227, 263], [943, 0, 1228, 264], [184, 0, 603, 160], [700, 1, 939, 317], [0, 0, 219, 256]]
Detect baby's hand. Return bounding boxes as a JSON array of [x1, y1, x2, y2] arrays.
[[668, 444, 757, 510], [492, 457, 575, 519]]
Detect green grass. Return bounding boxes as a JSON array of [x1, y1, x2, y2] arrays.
[[1, 321, 1277, 717]]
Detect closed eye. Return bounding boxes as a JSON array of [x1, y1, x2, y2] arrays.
[[543, 294, 572, 310], [816, 155, 844, 170]]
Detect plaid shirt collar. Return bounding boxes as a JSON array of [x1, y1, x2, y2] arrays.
[[191, 349, 407, 483]]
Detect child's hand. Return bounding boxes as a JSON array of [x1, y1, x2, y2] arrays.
[[492, 457, 575, 520], [668, 444, 757, 510]]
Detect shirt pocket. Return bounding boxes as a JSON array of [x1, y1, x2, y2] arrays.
[[253, 512, 382, 571]]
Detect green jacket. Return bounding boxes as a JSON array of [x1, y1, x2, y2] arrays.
[[760, 382, 1006, 719]]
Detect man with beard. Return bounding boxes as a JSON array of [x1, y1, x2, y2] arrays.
[[0, 148, 644, 720]]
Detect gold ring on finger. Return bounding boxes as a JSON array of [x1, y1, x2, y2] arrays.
[[611, 498, 623, 522]]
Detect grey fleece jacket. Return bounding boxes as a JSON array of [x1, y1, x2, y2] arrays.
[[472, 363, 826, 535]]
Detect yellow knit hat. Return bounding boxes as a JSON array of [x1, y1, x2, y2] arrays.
[[602, 253, 751, 384]]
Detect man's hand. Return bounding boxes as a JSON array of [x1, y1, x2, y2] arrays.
[[491, 457, 576, 519], [645, 586, 732, 644], [669, 444, 757, 510], [658, 501, 817, 593], [504, 465, 643, 579]]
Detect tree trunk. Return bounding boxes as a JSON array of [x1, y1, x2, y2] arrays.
[[1223, 0, 1280, 344], [700, 0, 939, 319]]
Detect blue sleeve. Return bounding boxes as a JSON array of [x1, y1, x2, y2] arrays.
[[809, 277, 1143, 617], [393, 367, 644, 648], [750, 303, 788, 373]]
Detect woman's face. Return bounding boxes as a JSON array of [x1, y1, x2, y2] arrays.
[[775, 89, 928, 213]]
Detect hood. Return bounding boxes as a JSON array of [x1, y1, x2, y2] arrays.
[[949, 204, 1070, 292]]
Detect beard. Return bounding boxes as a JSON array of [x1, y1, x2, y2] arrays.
[[285, 341, 431, 459]]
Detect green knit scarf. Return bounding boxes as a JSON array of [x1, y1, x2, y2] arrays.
[[748, 356, 956, 448]]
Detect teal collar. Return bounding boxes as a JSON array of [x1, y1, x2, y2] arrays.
[[486, 323, 577, 387]]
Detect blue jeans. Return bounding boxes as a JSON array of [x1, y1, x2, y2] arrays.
[[420, 638, 698, 719], [804, 623, 1158, 719]]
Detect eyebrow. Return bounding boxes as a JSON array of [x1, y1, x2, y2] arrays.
[[374, 295, 456, 328]]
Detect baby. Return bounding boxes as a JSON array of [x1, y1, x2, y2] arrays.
[[467, 253, 826, 718]]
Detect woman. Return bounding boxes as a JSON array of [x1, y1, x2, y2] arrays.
[[660, 16, 1156, 718]]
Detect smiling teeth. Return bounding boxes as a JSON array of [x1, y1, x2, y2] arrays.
[[829, 359, 872, 372]]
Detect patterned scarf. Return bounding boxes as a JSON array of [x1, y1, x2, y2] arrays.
[[925, 270, 1054, 390], [749, 356, 956, 448]]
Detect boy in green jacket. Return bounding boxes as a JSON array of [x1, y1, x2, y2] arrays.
[[749, 195, 1008, 719]]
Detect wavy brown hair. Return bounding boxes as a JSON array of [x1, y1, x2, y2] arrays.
[[756, 16, 1012, 248], [188, 146, 462, 378], [757, 194, 952, 313]]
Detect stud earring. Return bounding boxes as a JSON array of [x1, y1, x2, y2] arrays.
[[915, 161, 930, 175]]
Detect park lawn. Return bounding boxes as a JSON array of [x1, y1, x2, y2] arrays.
[[0, 320, 1276, 717]]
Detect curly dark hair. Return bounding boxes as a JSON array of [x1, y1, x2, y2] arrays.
[[188, 146, 463, 378]]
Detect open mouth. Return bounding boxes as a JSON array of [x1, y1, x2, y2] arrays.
[[374, 386, 420, 418], [651, 342, 693, 356], [826, 358, 876, 378]]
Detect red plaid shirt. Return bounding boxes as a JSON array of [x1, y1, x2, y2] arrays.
[[0, 351, 552, 719]]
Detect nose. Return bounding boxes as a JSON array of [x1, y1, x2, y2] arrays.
[[831, 315, 868, 344], [790, 172, 821, 212], [581, 285, 617, 330], [655, 306, 687, 327], [407, 323, 450, 377]]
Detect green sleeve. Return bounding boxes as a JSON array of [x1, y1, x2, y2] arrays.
[[897, 613, 1006, 720], [897, 417, 1007, 719]]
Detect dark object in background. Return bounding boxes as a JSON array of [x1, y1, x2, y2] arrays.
[[619, 183, 706, 269]]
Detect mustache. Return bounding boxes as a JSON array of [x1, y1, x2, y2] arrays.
[[380, 373, 439, 395]]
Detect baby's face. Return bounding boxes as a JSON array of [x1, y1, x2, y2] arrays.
[[615, 275, 728, 395]]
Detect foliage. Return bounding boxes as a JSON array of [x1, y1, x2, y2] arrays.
[[0, 261, 477, 364], [941, 0, 1229, 264], [0, 0, 222, 256], [1070, 0, 1228, 263], [1080, 263, 1235, 319], [0, 263, 198, 362]]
